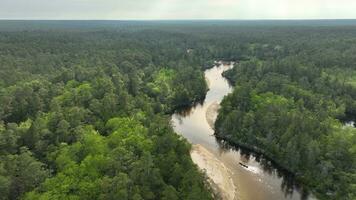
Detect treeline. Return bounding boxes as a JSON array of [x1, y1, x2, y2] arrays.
[[1, 20, 356, 200], [215, 25, 356, 199], [0, 25, 211, 200]]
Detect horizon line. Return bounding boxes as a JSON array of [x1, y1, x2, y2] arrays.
[[1, 18, 356, 21]]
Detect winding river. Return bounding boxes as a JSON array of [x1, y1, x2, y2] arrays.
[[172, 62, 315, 200]]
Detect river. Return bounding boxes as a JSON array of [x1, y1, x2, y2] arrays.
[[171, 62, 315, 200]]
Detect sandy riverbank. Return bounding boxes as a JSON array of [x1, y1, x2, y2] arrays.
[[206, 101, 220, 130], [206, 76, 211, 88], [191, 144, 238, 200]]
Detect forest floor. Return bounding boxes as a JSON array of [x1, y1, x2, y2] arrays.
[[190, 144, 238, 200]]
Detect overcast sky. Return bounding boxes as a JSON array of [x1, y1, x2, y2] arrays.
[[1, 0, 356, 20]]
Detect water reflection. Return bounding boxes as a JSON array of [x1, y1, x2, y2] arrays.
[[215, 137, 311, 199], [171, 63, 315, 200], [175, 102, 203, 117]]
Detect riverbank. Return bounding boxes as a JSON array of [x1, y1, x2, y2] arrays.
[[206, 101, 220, 130], [172, 63, 311, 200], [190, 144, 238, 200]]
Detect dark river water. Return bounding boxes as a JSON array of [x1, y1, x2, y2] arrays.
[[171, 63, 316, 200]]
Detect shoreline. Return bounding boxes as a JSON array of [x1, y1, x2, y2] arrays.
[[206, 101, 220, 130], [190, 144, 238, 200]]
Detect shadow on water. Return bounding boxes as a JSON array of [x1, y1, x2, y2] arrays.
[[215, 137, 312, 200], [172, 62, 315, 200], [174, 100, 204, 117]]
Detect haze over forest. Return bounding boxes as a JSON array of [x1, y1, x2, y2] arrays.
[[0, 1, 356, 200], [2, 0, 356, 20]]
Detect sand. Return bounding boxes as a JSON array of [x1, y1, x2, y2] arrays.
[[206, 76, 211, 88], [206, 101, 220, 130], [191, 145, 238, 200]]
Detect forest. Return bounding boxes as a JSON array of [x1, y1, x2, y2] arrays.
[[214, 22, 356, 199], [0, 21, 211, 200], [0, 20, 356, 199]]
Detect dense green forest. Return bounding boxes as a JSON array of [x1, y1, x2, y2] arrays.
[[214, 23, 356, 199], [0, 20, 356, 199], [0, 22, 212, 200]]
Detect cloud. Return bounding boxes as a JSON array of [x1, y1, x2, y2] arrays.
[[0, 0, 355, 19]]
